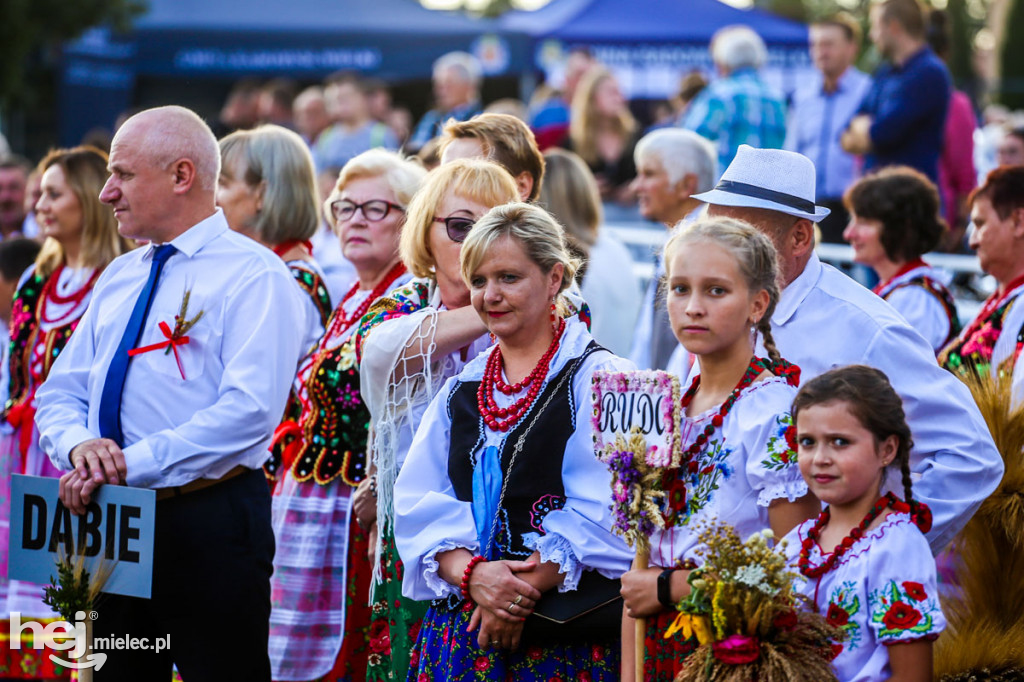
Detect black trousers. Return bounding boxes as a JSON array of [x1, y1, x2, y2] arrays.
[[94, 468, 274, 681]]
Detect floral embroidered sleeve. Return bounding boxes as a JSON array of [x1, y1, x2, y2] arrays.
[[867, 523, 946, 644], [735, 382, 807, 507], [354, 279, 431, 364]]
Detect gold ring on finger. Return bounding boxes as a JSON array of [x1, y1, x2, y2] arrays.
[[513, 594, 523, 606], [508, 602, 516, 613]]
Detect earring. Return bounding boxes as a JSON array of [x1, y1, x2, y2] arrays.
[[550, 298, 557, 330]]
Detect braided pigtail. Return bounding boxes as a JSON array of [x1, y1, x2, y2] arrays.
[[758, 318, 782, 366]]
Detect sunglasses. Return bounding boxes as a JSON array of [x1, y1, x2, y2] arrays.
[[331, 199, 404, 223], [433, 214, 477, 243]]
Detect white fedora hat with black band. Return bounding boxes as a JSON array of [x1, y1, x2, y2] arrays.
[[692, 145, 831, 223]]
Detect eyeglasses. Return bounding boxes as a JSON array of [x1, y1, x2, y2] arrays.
[[330, 199, 404, 223], [433, 214, 477, 243]]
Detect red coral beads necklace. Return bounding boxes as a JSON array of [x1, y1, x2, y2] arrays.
[[798, 492, 911, 579], [677, 356, 764, 474], [324, 262, 407, 342], [478, 318, 565, 432]]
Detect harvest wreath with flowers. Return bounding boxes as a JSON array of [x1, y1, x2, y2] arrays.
[[671, 522, 840, 682]]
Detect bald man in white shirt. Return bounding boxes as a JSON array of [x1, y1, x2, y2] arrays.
[[693, 145, 1001, 554], [36, 106, 306, 680]]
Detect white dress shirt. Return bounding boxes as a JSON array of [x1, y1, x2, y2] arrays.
[[767, 253, 1002, 552], [35, 210, 307, 489]]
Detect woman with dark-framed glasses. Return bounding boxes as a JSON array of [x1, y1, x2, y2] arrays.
[[266, 148, 425, 682]]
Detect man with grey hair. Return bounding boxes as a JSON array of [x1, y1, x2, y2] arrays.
[[693, 144, 1002, 555], [35, 105, 306, 679], [407, 51, 484, 152], [680, 25, 787, 170], [628, 128, 717, 370]]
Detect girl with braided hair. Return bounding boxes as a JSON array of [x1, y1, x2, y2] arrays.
[[620, 217, 820, 681], [784, 364, 943, 681]]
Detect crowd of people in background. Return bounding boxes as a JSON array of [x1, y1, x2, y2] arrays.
[[0, 0, 1021, 680]]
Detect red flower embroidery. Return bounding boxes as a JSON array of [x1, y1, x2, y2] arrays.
[[527, 646, 544, 660], [784, 423, 797, 452], [577, 673, 592, 682], [882, 601, 923, 631], [825, 602, 849, 627], [591, 644, 604, 661], [417, 674, 430, 682], [409, 649, 420, 670], [830, 642, 844, 660], [902, 581, 927, 602], [474, 656, 491, 672]]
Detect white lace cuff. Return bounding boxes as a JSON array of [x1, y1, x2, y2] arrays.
[[422, 540, 475, 599], [757, 478, 809, 507], [522, 532, 583, 592]]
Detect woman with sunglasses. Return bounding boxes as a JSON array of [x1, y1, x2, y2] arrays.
[[267, 149, 425, 682], [218, 125, 333, 353], [352, 159, 527, 681]]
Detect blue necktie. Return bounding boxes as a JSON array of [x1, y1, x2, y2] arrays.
[[98, 244, 176, 446]]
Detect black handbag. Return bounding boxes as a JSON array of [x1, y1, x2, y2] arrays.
[[522, 569, 623, 645]]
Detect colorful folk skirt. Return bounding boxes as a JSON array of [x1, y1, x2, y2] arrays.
[[367, 525, 428, 681], [643, 610, 699, 682], [407, 599, 620, 681]]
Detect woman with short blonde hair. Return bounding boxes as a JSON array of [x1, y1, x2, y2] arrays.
[[266, 148, 425, 682]]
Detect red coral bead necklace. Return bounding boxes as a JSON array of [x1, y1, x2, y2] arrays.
[[798, 492, 911, 579], [677, 356, 765, 474], [324, 261, 407, 343], [478, 318, 565, 432]]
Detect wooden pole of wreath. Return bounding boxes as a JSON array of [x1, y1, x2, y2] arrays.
[[634, 549, 648, 681], [591, 370, 682, 682]]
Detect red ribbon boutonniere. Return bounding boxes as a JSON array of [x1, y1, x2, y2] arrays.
[[128, 288, 205, 380]]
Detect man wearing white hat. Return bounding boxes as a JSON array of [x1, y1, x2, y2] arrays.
[[694, 144, 1002, 554]]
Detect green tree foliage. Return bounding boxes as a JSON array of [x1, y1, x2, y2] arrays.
[[0, 0, 145, 107], [1001, 0, 1024, 109]]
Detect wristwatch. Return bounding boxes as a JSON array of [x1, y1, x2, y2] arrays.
[[657, 568, 676, 608]]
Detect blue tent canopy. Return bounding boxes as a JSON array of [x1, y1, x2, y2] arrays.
[[499, 0, 811, 99], [500, 0, 808, 46], [59, 0, 528, 145]]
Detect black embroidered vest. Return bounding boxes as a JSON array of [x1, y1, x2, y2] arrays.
[[446, 343, 603, 559]]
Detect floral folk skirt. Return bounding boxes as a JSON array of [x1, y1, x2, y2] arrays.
[[366, 525, 429, 681], [643, 610, 699, 682], [408, 600, 620, 681]]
